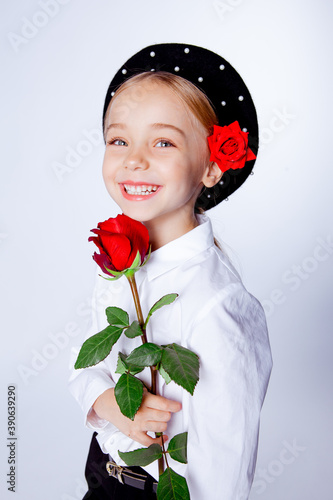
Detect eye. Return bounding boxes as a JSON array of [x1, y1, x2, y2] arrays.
[[155, 139, 174, 148], [107, 138, 127, 146]]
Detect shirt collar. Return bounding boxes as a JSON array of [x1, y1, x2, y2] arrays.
[[141, 213, 215, 282]]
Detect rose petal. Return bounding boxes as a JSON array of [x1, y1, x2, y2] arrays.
[[88, 235, 105, 254], [110, 214, 150, 265], [228, 121, 242, 134], [126, 226, 150, 265], [97, 217, 119, 232], [245, 146, 256, 161], [92, 252, 116, 276], [98, 233, 132, 271]]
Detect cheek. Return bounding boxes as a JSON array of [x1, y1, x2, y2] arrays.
[[101, 154, 109, 181], [102, 150, 116, 176], [195, 137, 210, 167]]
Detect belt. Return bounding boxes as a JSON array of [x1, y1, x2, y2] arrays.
[[106, 460, 158, 493]]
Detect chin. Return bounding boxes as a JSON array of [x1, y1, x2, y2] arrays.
[[119, 207, 146, 222]]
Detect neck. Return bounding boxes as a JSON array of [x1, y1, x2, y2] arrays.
[[144, 210, 199, 251]]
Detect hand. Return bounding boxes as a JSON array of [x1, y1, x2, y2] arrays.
[[92, 388, 182, 447]]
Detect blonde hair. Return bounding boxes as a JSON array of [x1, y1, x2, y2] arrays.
[[103, 71, 218, 136]]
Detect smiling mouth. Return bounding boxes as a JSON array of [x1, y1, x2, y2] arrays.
[[123, 184, 159, 196]]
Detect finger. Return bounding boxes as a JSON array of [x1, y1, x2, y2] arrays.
[[143, 421, 168, 433], [136, 432, 167, 448], [144, 409, 172, 423], [143, 393, 182, 413]]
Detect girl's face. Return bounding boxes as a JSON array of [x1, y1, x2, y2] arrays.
[[102, 80, 221, 246]]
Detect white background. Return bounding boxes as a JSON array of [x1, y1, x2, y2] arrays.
[[1, 0, 332, 499]]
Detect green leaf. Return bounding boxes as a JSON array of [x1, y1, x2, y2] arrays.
[[98, 273, 122, 282], [157, 467, 190, 500], [74, 325, 124, 369], [126, 343, 162, 367], [158, 364, 172, 384], [125, 246, 152, 277], [124, 320, 143, 339], [115, 352, 144, 376], [104, 267, 124, 276], [118, 443, 162, 467], [114, 373, 144, 420], [103, 267, 126, 279], [144, 293, 178, 328], [160, 344, 199, 395], [124, 250, 142, 278], [167, 432, 188, 464], [115, 352, 127, 375], [128, 249, 141, 270], [106, 307, 129, 327]]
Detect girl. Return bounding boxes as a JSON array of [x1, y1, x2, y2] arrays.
[[69, 43, 272, 500]]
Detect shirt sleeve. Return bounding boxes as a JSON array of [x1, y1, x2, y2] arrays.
[[68, 273, 116, 432], [185, 282, 273, 500]]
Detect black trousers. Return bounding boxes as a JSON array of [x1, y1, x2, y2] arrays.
[[82, 433, 157, 500]]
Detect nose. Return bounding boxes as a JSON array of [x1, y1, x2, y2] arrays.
[[124, 146, 149, 171]]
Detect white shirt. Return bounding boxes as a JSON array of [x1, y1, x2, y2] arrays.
[[69, 213, 272, 500]]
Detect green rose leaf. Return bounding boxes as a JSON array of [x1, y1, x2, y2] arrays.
[[114, 373, 143, 420], [118, 443, 162, 467], [144, 293, 178, 328], [126, 343, 162, 367], [115, 352, 144, 376], [158, 363, 172, 384], [74, 325, 124, 369], [157, 467, 190, 500], [115, 352, 128, 375], [167, 432, 188, 464], [160, 344, 199, 395], [106, 307, 129, 327], [124, 320, 143, 339]]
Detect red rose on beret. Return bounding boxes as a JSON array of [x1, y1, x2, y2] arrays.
[[88, 214, 150, 279], [207, 121, 256, 173]]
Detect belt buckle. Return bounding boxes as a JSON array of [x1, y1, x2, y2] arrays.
[[106, 460, 124, 484]]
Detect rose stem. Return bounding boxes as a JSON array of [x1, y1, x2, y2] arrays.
[[127, 275, 157, 392], [127, 274, 163, 473], [127, 275, 147, 343], [162, 438, 168, 468]]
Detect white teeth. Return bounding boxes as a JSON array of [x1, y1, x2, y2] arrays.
[[124, 184, 158, 195]]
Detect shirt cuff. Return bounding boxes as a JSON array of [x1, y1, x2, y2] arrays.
[[82, 374, 116, 430], [68, 357, 116, 432]]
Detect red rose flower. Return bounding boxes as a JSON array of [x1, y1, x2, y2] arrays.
[[207, 121, 256, 172], [88, 214, 150, 279]]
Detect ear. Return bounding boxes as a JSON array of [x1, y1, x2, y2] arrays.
[[202, 161, 223, 188]]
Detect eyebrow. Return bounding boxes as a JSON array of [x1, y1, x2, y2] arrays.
[[105, 122, 185, 138], [150, 123, 185, 137]]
